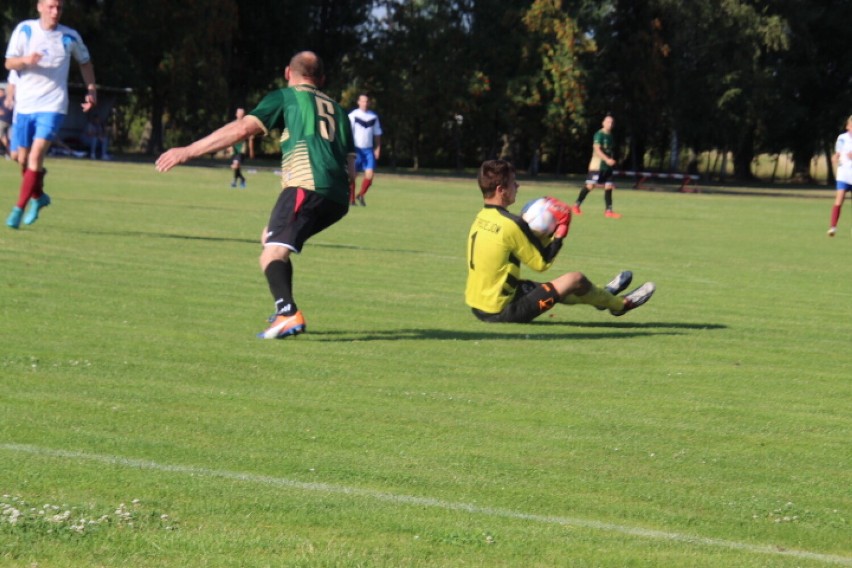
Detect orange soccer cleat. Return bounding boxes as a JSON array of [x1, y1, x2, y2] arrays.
[[258, 311, 306, 339]]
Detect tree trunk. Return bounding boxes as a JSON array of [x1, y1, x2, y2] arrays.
[[790, 147, 813, 183], [147, 99, 165, 155], [669, 130, 679, 171], [711, 151, 720, 180], [733, 127, 755, 181], [625, 135, 646, 172], [825, 142, 835, 184], [555, 142, 564, 176], [529, 141, 540, 177]]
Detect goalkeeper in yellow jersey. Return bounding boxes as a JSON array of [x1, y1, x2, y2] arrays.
[[465, 159, 655, 323]]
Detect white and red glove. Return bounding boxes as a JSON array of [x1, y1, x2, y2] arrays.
[[546, 197, 572, 238]]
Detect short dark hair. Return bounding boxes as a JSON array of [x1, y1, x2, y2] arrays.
[[478, 159, 515, 197]]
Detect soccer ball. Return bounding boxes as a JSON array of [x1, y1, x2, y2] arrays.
[[521, 197, 557, 236]]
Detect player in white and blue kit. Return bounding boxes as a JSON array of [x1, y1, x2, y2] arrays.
[[348, 94, 382, 206], [828, 115, 852, 237], [4, 0, 97, 229]]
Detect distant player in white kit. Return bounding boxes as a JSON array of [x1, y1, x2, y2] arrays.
[[348, 94, 382, 206], [828, 115, 852, 237], [4, 0, 97, 229]]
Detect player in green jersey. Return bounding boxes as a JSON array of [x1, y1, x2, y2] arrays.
[[466, 159, 654, 323], [572, 114, 621, 218], [229, 108, 254, 188], [156, 51, 356, 339]]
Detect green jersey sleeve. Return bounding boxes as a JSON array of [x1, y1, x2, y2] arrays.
[[249, 90, 286, 132]]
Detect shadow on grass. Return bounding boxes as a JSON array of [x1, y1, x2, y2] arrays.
[[72, 229, 259, 244], [74, 229, 430, 254], [535, 320, 727, 330], [307, 321, 725, 342]]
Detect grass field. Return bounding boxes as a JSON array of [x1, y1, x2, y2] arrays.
[[1, 159, 850, 567]]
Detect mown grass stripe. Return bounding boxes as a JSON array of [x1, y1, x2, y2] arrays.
[[3, 442, 850, 566]]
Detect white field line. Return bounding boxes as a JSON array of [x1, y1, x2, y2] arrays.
[[3, 442, 850, 566]]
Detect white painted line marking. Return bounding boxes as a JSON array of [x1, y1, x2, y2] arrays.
[[3, 443, 850, 565]]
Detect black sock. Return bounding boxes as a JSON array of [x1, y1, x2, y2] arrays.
[[605, 189, 613, 209], [576, 187, 590, 205], [264, 260, 296, 315]]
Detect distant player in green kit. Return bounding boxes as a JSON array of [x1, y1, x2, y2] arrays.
[[156, 51, 356, 339], [229, 107, 254, 188], [572, 114, 621, 219]]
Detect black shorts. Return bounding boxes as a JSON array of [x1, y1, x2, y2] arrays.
[[586, 169, 614, 187], [264, 187, 348, 252], [472, 280, 561, 323]]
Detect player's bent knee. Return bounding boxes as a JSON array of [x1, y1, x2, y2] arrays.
[[259, 246, 290, 269], [552, 272, 588, 296]]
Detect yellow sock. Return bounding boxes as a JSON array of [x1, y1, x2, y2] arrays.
[[560, 294, 582, 305], [562, 284, 624, 311]]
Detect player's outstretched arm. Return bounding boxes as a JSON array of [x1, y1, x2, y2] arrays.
[[79, 62, 97, 112], [155, 147, 193, 172], [156, 118, 263, 173]]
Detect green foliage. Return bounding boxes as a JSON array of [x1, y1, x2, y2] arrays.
[[1, 160, 851, 566], [761, 2, 852, 181], [508, 0, 590, 164], [3, 1, 852, 176], [0, 0, 32, 39], [349, 0, 479, 169], [106, 0, 239, 150]]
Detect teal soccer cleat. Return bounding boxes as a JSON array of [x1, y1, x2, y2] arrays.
[[24, 194, 51, 225], [6, 206, 23, 229]]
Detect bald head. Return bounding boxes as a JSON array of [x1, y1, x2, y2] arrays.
[[286, 51, 325, 86]]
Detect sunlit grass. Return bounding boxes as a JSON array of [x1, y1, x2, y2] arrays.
[[1, 159, 850, 567]]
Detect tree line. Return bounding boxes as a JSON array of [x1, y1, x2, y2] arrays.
[[3, 0, 850, 181]]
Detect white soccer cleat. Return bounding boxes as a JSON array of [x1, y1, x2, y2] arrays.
[[611, 282, 656, 316], [597, 270, 633, 311]]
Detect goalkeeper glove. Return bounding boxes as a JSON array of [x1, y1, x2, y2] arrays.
[[546, 197, 572, 238]]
